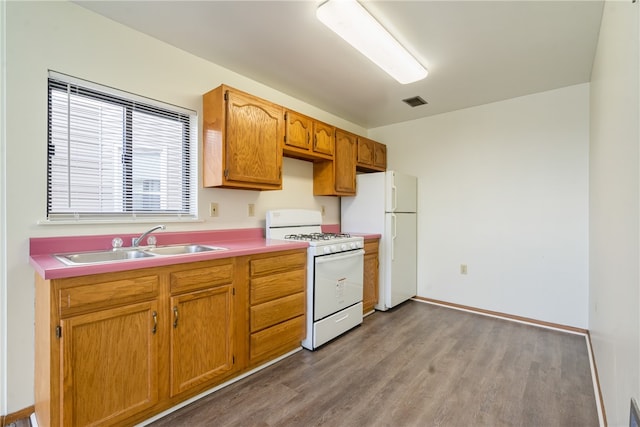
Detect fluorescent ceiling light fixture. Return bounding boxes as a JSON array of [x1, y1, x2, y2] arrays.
[[316, 0, 428, 84]]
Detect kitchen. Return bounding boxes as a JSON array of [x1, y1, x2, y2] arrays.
[[1, 1, 638, 426]]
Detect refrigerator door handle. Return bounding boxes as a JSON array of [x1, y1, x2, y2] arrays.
[[391, 184, 397, 212], [391, 213, 397, 261]]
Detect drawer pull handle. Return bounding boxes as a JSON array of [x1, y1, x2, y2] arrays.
[[173, 306, 179, 328], [335, 314, 349, 323], [152, 311, 158, 335]]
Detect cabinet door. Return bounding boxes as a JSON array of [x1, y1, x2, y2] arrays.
[[356, 138, 386, 172], [225, 89, 283, 187], [363, 240, 380, 314], [334, 129, 357, 194], [357, 137, 374, 167], [60, 301, 159, 427], [285, 111, 312, 150], [374, 143, 387, 170], [170, 285, 235, 397], [312, 121, 334, 157]]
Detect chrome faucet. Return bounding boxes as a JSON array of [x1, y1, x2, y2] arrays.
[[132, 225, 166, 247]]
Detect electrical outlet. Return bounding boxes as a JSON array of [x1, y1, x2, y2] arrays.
[[460, 264, 468, 275], [248, 203, 255, 217], [209, 202, 219, 217], [321, 205, 326, 216]]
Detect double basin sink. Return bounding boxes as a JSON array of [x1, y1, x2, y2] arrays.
[[55, 244, 227, 266]]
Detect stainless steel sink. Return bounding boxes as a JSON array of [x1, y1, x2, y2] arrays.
[[54, 244, 227, 265], [55, 249, 153, 265], [144, 244, 227, 256]]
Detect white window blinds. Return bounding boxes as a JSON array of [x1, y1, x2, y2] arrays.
[[47, 72, 197, 221]]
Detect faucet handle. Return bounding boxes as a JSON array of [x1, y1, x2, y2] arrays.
[[111, 237, 123, 249], [147, 236, 157, 246]]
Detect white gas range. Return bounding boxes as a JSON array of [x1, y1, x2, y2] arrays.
[[266, 209, 364, 350]]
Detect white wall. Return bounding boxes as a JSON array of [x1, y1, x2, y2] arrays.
[[589, 1, 640, 426], [8, 0, 635, 420], [369, 84, 590, 329], [0, 0, 7, 416], [3, 1, 366, 413]]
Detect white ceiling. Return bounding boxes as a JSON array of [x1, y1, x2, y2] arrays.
[[75, 0, 604, 129]]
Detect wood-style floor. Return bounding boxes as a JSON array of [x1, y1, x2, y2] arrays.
[[148, 300, 599, 427]]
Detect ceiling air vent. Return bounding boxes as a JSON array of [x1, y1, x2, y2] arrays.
[[402, 96, 428, 107]]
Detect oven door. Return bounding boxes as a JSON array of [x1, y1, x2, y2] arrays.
[[313, 249, 364, 321]]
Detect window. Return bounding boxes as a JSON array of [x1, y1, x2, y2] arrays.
[[47, 71, 197, 221]]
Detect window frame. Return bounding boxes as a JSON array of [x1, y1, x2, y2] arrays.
[[45, 71, 198, 223]]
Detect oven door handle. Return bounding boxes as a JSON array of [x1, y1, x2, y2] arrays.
[[315, 249, 365, 264]]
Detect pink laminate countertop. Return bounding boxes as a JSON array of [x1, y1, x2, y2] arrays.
[[341, 231, 382, 240], [352, 233, 382, 240], [30, 228, 309, 280]]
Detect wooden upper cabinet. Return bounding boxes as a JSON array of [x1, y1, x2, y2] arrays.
[[357, 137, 375, 167], [203, 85, 283, 190], [373, 142, 387, 170], [335, 130, 357, 193], [284, 111, 312, 151], [201, 84, 385, 195], [284, 110, 334, 161], [314, 129, 357, 196], [312, 121, 335, 157], [357, 136, 387, 172]]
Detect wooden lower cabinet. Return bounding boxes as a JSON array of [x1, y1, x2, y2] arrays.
[[35, 249, 306, 426], [169, 286, 236, 396], [248, 250, 307, 366], [35, 269, 163, 427], [363, 239, 380, 314], [60, 301, 159, 426], [250, 316, 305, 362], [168, 260, 240, 398]]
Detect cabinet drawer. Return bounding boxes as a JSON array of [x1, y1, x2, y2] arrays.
[[59, 275, 159, 317], [250, 251, 306, 276], [250, 315, 305, 362], [250, 269, 305, 305], [170, 260, 234, 294], [251, 292, 305, 332]]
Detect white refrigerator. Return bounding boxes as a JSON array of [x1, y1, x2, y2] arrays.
[[341, 171, 417, 311]]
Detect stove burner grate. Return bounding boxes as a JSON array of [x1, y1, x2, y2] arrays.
[[284, 232, 352, 241]]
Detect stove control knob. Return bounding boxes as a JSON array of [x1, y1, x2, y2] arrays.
[[323, 246, 331, 254], [350, 242, 356, 249], [330, 245, 337, 253], [340, 244, 347, 251]]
